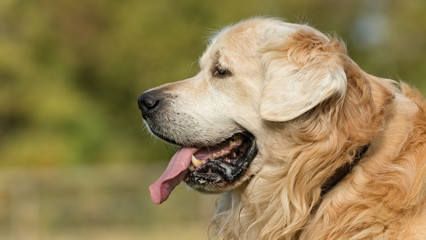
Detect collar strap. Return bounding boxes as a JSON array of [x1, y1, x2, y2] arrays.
[[320, 144, 369, 197]]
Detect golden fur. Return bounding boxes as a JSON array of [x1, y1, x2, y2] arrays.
[[211, 19, 425, 240], [144, 18, 426, 239]]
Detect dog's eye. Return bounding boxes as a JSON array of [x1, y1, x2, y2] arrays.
[[212, 66, 232, 78]]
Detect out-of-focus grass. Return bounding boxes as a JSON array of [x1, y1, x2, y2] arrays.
[[31, 224, 208, 240], [38, 224, 210, 240], [0, 164, 216, 240]]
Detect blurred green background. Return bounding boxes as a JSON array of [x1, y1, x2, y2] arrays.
[[0, 0, 425, 239]]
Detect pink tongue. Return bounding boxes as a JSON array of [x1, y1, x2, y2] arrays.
[[149, 147, 199, 204]]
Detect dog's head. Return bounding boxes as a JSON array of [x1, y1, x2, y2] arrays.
[[138, 18, 348, 204]]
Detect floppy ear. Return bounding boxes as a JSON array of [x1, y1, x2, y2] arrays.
[[260, 29, 347, 122]]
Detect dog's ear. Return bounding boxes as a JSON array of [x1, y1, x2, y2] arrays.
[[260, 29, 347, 122]]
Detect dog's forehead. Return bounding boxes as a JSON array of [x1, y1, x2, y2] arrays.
[[199, 27, 257, 67], [200, 18, 299, 67]]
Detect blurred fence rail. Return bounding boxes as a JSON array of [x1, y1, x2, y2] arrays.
[[0, 165, 214, 240]]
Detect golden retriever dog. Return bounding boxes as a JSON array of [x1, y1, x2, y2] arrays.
[[138, 18, 425, 239]]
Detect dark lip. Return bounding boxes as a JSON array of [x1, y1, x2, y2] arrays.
[[183, 131, 258, 191]]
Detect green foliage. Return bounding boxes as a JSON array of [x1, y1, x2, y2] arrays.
[[0, 0, 425, 166]]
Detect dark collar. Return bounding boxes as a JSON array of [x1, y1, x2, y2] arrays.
[[320, 145, 369, 197]]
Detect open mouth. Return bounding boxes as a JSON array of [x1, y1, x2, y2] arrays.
[[149, 132, 257, 204], [184, 132, 257, 191]]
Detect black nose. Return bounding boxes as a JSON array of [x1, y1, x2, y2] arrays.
[[138, 90, 162, 118]]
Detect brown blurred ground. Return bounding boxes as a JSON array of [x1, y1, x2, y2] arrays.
[[0, 165, 214, 240]]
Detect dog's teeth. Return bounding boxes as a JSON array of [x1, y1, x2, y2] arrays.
[[191, 155, 202, 167], [230, 136, 242, 147]]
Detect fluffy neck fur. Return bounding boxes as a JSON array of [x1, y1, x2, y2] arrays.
[[211, 56, 399, 240]]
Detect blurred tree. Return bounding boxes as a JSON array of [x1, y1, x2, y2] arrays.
[[0, 0, 424, 166]]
